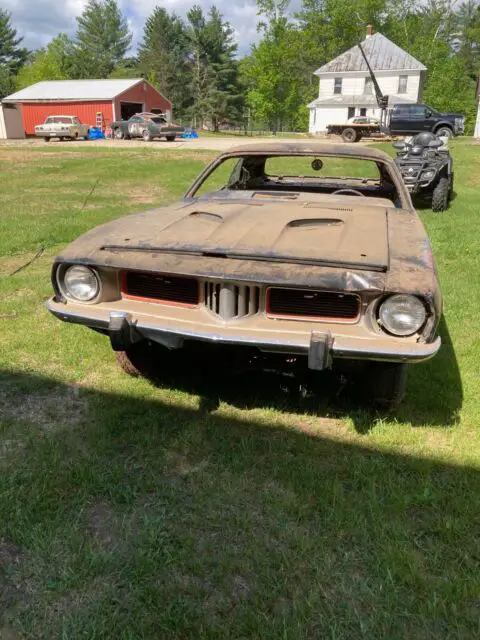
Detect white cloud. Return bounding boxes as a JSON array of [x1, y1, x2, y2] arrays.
[[4, 0, 263, 55]]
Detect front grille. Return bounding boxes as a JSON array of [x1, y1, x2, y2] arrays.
[[204, 281, 260, 320], [122, 271, 199, 306], [267, 288, 360, 321]]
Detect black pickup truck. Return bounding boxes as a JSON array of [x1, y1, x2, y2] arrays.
[[389, 104, 465, 138], [328, 103, 465, 143]]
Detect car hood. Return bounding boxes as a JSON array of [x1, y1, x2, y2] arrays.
[[57, 199, 437, 295], [439, 112, 464, 119], [69, 201, 391, 272]]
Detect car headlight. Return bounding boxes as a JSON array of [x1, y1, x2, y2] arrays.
[[61, 265, 100, 302], [378, 295, 427, 337]]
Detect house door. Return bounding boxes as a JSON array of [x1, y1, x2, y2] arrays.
[[347, 107, 355, 120]]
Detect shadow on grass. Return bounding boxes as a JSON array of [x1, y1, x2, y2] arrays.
[[0, 367, 476, 639], [126, 317, 462, 432]]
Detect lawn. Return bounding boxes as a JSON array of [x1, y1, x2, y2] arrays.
[[0, 140, 479, 639]]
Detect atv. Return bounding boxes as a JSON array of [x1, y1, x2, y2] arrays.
[[393, 132, 453, 212]]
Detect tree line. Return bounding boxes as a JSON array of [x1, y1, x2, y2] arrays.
[[0, 0, 479, 133]]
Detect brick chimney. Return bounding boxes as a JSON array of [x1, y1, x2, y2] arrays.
[[366, 24, 373, 38]]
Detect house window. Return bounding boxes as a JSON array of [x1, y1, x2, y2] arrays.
[[348, 107, 355, 119], [334, 77, 342, 94], [360, 108, 367, 116], [398, 75, 408, 94], [364, 77, 373, 94]]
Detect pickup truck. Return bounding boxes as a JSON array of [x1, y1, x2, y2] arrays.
[[327, 103, 465, 143], [35, 116, 90, 141]]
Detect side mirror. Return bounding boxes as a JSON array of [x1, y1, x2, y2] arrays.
[[425, 110, 432, 118], [392, 141, 406, 150]]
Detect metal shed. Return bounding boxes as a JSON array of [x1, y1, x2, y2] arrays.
[[2, 79, 173, 136]]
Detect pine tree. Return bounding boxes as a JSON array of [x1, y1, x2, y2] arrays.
[[138, 7, 191, 116], [73, 0, 132, 78], [0, 9, 29, 97]]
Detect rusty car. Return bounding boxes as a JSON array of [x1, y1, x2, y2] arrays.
[[47, 142, 442, 407], [111, 112, 184, 142]]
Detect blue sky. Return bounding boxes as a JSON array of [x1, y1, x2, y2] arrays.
[[3, 0, 266, 56]]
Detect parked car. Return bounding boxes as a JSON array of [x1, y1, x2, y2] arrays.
[[47, 142, 442, 408], [35, 115, 90, 142], [347, 116, 380, 125], [111, 113, 184, 142]]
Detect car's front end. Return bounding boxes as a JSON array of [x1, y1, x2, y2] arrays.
[[47, 195, 442, 374]]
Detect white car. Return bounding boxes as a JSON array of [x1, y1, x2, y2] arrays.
[[35, 116, 90, 142]]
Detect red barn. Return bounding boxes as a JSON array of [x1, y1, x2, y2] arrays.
[[2, 79, 173, 136]]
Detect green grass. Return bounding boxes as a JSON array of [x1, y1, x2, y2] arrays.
[[0, 141, 479, 639]]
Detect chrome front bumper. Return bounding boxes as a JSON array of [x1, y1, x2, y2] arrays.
[[47, 299, 441, 370]]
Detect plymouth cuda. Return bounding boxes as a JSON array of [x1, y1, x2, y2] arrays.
[[47, 143, 442, 407]]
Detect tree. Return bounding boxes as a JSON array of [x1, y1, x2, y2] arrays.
[[186, 5, 244, 130], [138, 7, 191, 115], [16, 34, 75, 88], [244, 4, 306, 131], [74, 0, 132, 78], [0, 9, 28, 97]]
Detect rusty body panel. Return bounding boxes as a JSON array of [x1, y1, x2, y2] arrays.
[[48, 142, 442, 386]]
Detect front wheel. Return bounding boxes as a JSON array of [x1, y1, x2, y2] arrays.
[[432, 177, 450, 212], [165, 135, 176, 142], [356, 361, 408, 409], [436, 127, 453, 138], [142, 128, 153, 142], [114, 128, 124, 140], [115, 341, 160, 379], [44, 137, 50, 143]]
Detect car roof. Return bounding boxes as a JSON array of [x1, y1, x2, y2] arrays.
[[220, 141, 394, 163]]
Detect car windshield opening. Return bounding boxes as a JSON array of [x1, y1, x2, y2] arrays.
[[193, 154, 403, 207]]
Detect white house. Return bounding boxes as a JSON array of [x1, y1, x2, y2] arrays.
[[308, 28, 427, 134]]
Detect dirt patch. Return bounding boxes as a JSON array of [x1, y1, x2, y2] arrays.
[[0, 384, 87, 431], [0, 539, 26, 625], [85, 502, 120, 552]]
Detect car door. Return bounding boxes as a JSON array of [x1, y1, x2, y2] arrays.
[[127, 117, 142, 138]]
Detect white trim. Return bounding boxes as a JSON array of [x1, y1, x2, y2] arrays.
[[315, 69, 424, 77], [112, 100, 116, 123]]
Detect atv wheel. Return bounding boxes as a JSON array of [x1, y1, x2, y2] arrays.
[[142, 128, 153, 142], [115, 341, 160, 379], [341, 127, 358, 143], [436, 126, 453, 138], [432, 177, 450, 212], [359, 361, 408, 409], [114, 128, 124, 140]]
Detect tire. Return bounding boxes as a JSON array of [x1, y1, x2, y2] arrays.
[[342, 128, 358, 143], [359, 361, 408, 409], [142, 128, 153, 142], [44, 137, 50, 143], [115, 341, 160, 379], [432, 177, 450, 212], [166, 135, 176, 142], [436, 126, 453, 138], [114, 128, 124, 140]]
